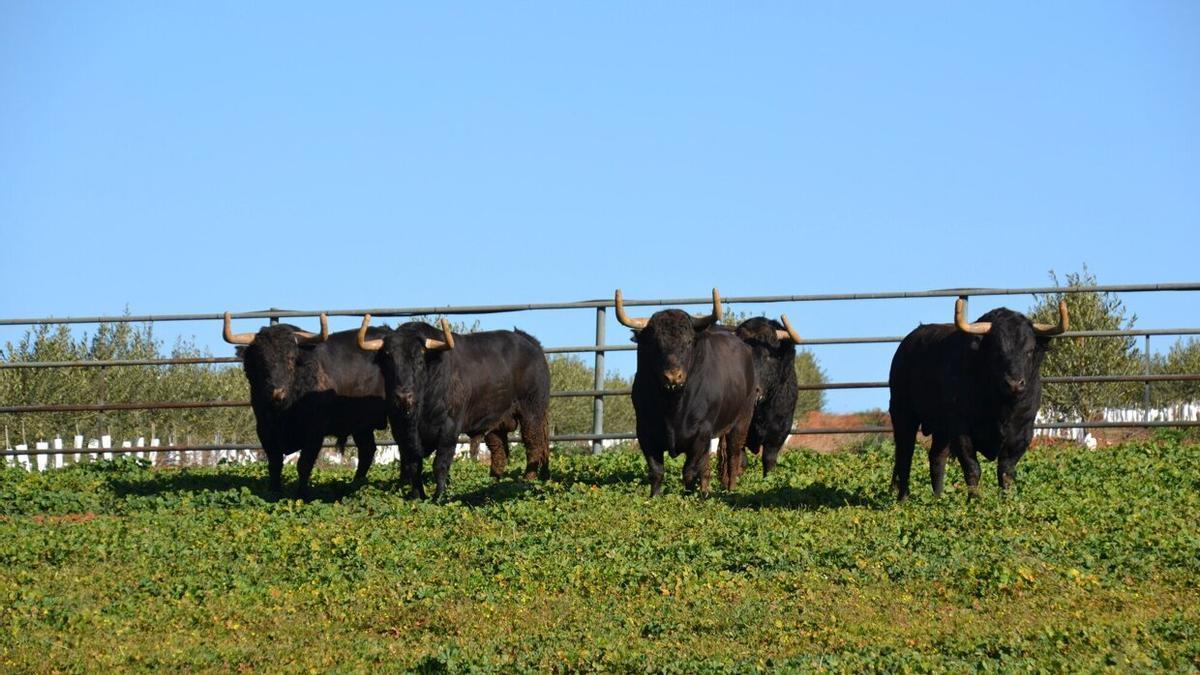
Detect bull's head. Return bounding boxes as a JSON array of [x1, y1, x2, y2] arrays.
[[615, 288, 722, 392], [954, 297, 1068, 397], [222, 312, 329, 410], [735, 314, 802, 350], [356, 315, 454, 415]]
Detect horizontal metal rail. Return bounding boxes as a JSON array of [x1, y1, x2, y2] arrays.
[[0, 401, 247, 413], [4, 373, 1198, 414], [4, 282, 1198, 326], [797, 374, 1200, 391], [0, 357, 241, 370], [4, 327, 1200, 371], [6, 420, 1198, 457]]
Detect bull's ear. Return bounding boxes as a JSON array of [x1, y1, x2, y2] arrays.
[[235, 346, 247, 360], [969, 336, 983, 352], [1036, 335, 1054, 351], [629, 333, 639, 344]]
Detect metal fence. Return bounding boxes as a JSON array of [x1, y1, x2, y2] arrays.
[[3, 282, 1200, 459]]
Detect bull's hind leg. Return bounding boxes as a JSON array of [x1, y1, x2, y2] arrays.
[[518, 414, 551, 481], [718, 407, 754, 491], [351, 430, 377, 485], [928, 433, 950, 498], [485, 431, 509, 480], [890, 414, 918, 502], [953, 435, 982, 500], [719, 424, 751, 492]]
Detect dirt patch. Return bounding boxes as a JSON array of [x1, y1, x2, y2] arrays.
[[29, 513, 100, 525], [788, 411, 892, 454]]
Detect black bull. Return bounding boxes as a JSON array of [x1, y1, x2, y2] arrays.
[[617, 290, 759, 496], [723, 316, 802, 477], [888, 299, 1068, 500], [224, 313, 388, 499], [356, 317, 551, 501]]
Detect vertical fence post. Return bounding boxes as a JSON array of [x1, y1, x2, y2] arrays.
[[97, 365, 107, 446], [591, 306, 606, 455], [1143, 334, 1152, 422]]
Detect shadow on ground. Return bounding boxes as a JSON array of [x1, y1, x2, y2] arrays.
[[105, 470, 398, 504], [718, 481, 881, 511]]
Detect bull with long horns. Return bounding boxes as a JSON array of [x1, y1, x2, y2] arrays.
[[355, 317, 552, 501], [888, 298, 1068, 500], [223, 312, 388, 499], [617, 289, 760, 495]]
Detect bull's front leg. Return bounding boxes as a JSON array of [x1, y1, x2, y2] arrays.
[[431, 443, 456, 503], [682, 436, 713, 494], [256, 422, 285, 494], [996, 443, 1028, 493], [295, 441, 322, 502], [265, 448, 285, 494], [401, 448, 426, 500], [642, 446, 666, 497]]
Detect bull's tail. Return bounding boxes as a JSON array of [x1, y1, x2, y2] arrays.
[[335, 435, 349, 457]]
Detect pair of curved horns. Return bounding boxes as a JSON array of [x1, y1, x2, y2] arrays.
[[775, 314, 802, 343], [614, 288, 723, 331], [222, 312, 329, 345], [356, 315, 455, 352], [954, 298, 1069, 336]]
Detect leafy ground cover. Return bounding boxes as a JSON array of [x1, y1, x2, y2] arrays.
[[1, 437, 1198, 672]]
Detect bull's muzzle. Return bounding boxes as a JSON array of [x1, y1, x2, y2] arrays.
[[271, 387, 287, 403], [1005, 377, 1026, 394], [662, 368, 687, 391], [394, 391, 416, 408]]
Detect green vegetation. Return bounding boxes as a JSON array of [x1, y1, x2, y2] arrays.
[[2, 438, 1197, 672], [1028, 267, 1144, 418]]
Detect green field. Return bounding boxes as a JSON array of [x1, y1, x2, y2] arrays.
[[2, 437, 1198, 672]]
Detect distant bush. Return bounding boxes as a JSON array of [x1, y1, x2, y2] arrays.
[[1152, 338, 1200, 405], [546, 355, 634, 436]]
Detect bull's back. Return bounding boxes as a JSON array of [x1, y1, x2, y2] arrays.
[[308, 332, 389, 433], [692, 331, 758, 431], [888, 324, 960, 433], [447, 330, 550, 433]]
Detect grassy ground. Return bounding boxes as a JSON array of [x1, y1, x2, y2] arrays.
[[1, 436, 1198, 672]]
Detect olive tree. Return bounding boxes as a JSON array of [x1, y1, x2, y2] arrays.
[[1027, 267, 1141, 420]]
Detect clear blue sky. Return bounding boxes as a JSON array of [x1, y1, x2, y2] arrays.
[[2, 2, 1197, 412]]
